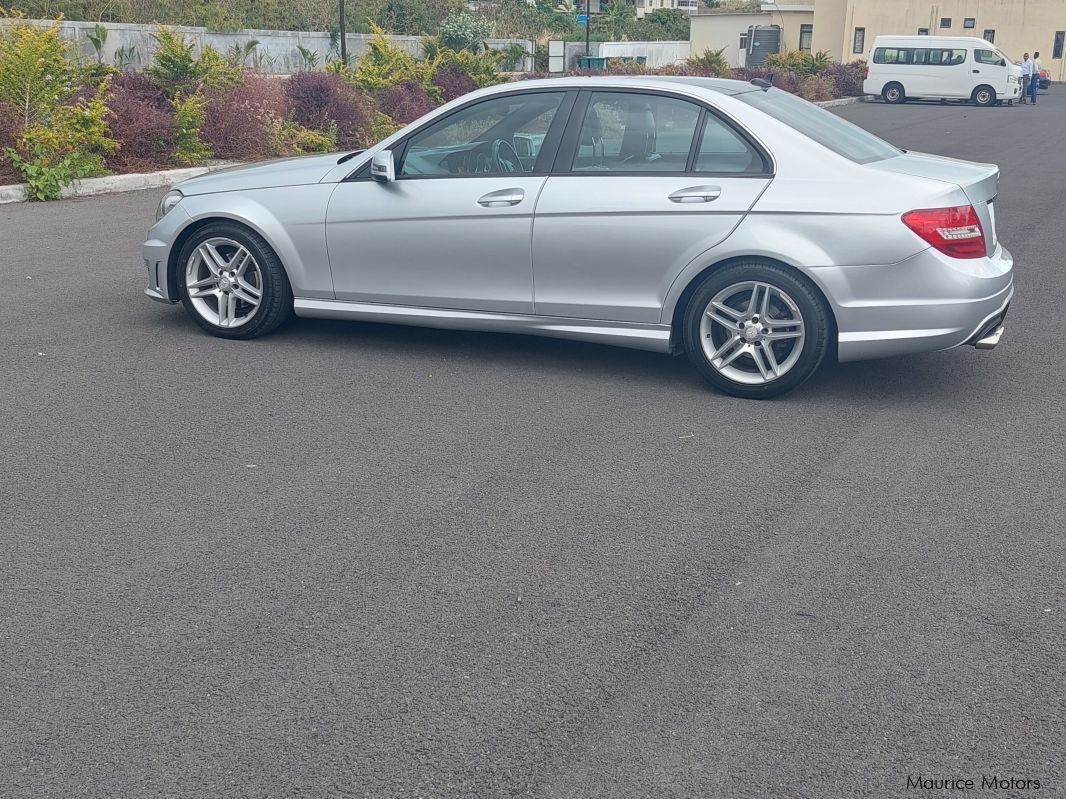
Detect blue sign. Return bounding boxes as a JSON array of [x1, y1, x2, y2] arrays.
[[577, 13, 587, 24]]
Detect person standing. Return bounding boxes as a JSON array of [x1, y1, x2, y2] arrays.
[[1020, 53, 1034, 104], [1031, 51, 1043, 104]]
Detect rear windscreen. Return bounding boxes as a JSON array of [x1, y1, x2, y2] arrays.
[[735, 88, 901, 164]]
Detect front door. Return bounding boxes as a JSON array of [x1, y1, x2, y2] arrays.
[[325, 90, 570, 314], [532, 90, 772, 323]]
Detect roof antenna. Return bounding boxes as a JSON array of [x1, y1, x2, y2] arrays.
[[750, 76, 773, 91]]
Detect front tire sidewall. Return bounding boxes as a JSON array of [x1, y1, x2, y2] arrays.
[[176, 223, 292, 340], [973, 86, 995, 106], [683, 263, 831, 399]]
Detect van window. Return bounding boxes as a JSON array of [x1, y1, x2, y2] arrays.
[[911, 48, 967, 66], [735, 87, 900, 165], [975, 49, 1004, 66], [873, 47, 912, 64]]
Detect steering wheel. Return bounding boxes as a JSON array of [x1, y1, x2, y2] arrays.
[[491, 139, 522, 173]]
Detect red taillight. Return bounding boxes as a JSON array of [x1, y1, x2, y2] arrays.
[[901, 205, 986, 259], [863, 65, 869, 78]]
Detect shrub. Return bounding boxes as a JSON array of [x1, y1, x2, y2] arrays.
[[798, 74, 836, 102], [824, 60, 866, 97], [351, 23, 439, 95], [105, 72, 178, 171], [274, 119, 337, 154], [763, 49, 832, 78], [494, 42, 528, 71], [200, 75, 285, 160], [148, 29, 243, 95], [423, 38, 501, 89], [172, 92, 211, 163], [431, 65, 477, 102], [0, 102, 21, 184], [284, 71, 373, 149], [4, 81, 117, 199], [438, 10, 492, 53], [686, 47, 729, 76], [0, 14, 78, 130], [369, 111, 403, 142], [377, 79, 436, 124]]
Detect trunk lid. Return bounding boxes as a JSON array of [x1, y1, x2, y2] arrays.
[[868, 152, 1000, 256]]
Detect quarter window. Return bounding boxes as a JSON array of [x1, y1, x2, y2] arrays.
[[852, 27, 865, 54], [799, 24, 813, 51], [398, 92, 564, 177], [571, 92, 701, 173], [694, 114, 766, 174]]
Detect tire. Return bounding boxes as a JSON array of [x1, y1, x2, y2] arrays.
[[972, 85, 996, 106], [882, 82, 905, 104], [176, 222, 293, 340], [682, 261, 832, 400]]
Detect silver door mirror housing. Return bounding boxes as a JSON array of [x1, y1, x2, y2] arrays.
[[371, 150, 395, 183]]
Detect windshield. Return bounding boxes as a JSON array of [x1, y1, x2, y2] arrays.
[[735, 88, 901, 164]]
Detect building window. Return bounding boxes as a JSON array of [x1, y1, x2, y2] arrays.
[[917, 28, 929, 35], [739, 33, 748, 52], [963, 18, 976, 29], [1055, 31, 1065, 58], [940, 17, 952, 28], [853, 27, 865, 54], [983, 29, 995, 43], [799, 24, 813, 51]]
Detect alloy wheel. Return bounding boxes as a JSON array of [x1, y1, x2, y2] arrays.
[[699, 281, 806, 385], [185, 237, 264, 329]]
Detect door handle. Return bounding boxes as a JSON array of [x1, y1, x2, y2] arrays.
[[477, 188, 524, 207], [668, 186, 722, 203], [973, 69, 980, 73]]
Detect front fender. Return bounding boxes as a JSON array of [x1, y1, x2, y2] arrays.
[[169, 184, 337, 300]]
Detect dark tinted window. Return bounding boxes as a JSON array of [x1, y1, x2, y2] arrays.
[[873, 47, 911, 64], [1054, 31, 1065, 59], [735, 87, 900, 164], [940, 17, 952, 28]]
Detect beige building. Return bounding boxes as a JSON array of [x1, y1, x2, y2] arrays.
[[690, 4, 815, 66], [691, 0, 1066, 79]]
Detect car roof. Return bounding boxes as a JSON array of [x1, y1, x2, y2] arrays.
[[489, 75, 761, 98]]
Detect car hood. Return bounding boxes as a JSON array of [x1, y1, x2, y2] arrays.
[[175, 153, 344, 195]]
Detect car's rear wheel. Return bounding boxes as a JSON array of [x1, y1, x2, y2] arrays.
[[176, 222, 293, 339], [972, 85, 996, 106], [683, 262, 831, 399], [882, 82, 906, 103]]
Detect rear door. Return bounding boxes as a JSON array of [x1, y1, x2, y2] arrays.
[[530, 90, 772, 323]]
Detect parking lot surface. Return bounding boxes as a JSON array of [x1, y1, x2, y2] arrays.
[[1, 97, 1064, 798]]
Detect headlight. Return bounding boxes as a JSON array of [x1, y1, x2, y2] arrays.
[[156, 189, 183, 222]]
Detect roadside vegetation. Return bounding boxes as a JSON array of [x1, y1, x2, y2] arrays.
[[0, 8, 865, 199]]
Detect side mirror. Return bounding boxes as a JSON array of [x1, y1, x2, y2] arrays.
[[371, 150, 395, 183], [1000, 58, 1006, 67]]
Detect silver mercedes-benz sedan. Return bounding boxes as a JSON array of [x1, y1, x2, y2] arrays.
[[143, 76, 1013, 398]]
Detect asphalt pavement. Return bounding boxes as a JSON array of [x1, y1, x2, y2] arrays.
[[1, 94, 1064, 799]]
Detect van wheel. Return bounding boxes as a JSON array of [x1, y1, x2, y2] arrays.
[[973, 85, 996, 106], [882, 83, 905, 103]]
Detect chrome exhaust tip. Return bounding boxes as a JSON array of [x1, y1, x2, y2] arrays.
[[974, 325, 1004, 350]]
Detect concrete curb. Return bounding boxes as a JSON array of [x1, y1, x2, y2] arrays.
[[0, 162, 240, 204], [816, 95, 870, 108]]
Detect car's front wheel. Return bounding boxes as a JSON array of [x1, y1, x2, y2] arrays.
[[683, 262, 832, 399], [972, 85, 996, 106], [176, 222, 293, 339]]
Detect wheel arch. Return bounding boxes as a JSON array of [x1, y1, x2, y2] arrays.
[[666, 255, 839, 359], [166, 214, 294, 302]]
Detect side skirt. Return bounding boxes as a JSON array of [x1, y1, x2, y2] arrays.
[[293, 298, 673, 353]]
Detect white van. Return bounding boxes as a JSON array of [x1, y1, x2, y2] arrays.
[[863, 35, 1022, 106]]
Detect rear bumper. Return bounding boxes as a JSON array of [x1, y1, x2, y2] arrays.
[[807, 244, 1014, 362]]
